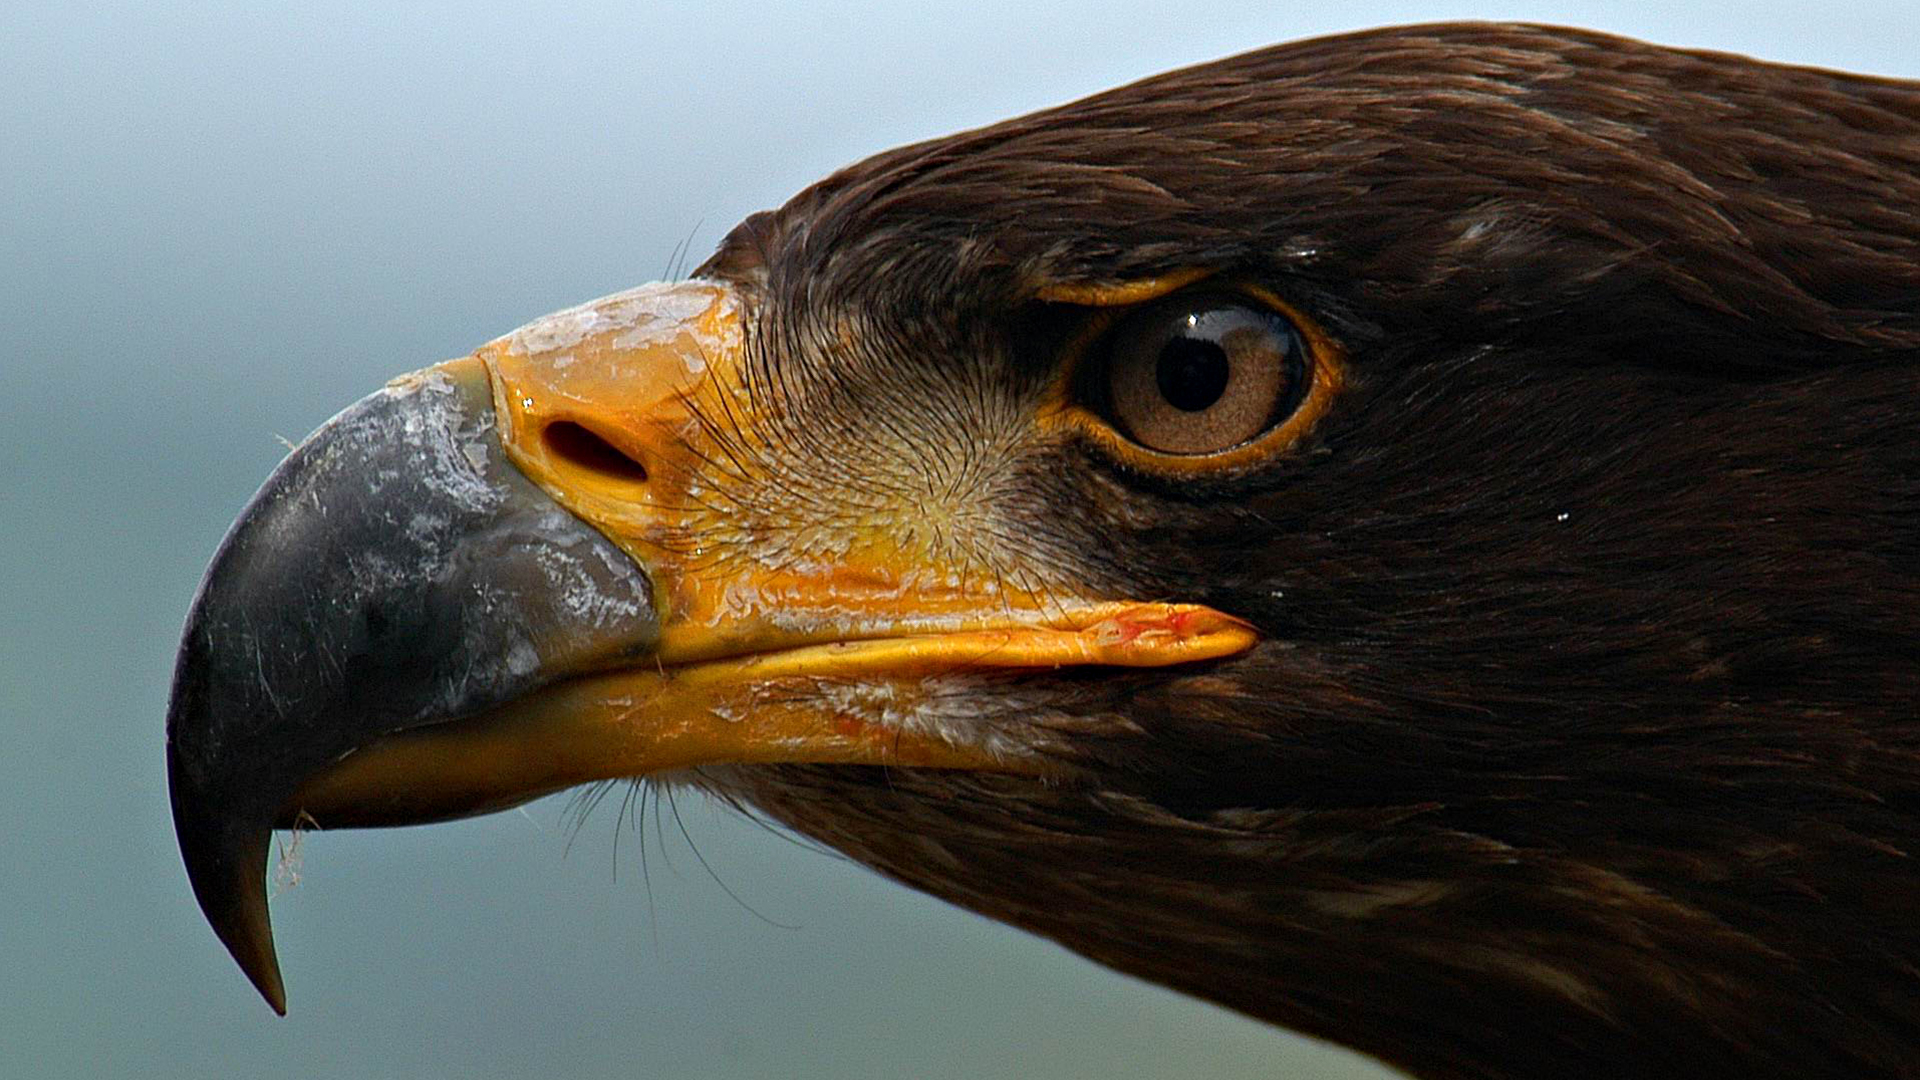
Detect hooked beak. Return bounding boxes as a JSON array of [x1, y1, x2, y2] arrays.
[[167, 281, 1257, 1014]]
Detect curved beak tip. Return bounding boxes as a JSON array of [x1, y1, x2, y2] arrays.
[[175, 814, 288, 1015], [170, 761, 288, 1013], [221, 864, 288, 1016], [230, 889, 290, 1017]]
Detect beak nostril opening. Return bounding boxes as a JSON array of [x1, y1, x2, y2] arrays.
[[543, 421, 649, 483]]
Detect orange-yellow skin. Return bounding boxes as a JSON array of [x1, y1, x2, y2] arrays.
[[479, 282, 1073, 660]]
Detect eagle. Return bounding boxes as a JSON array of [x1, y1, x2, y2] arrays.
[[168, 23, 1920, 1080]]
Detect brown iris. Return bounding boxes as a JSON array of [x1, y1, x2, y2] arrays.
[[1095, 295, 1308, 455]]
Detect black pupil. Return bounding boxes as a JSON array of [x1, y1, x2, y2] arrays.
[[1155, 335, 1231, 412]]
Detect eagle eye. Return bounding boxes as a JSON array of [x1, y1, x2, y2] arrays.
[[1097, 295, 1308, 456]]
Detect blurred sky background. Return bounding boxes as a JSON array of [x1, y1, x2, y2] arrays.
[[6, 2, 1916, 1078]]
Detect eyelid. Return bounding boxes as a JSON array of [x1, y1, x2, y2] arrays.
[[1034, 268, 1214, 306]]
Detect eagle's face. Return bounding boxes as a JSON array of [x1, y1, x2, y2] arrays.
[[169, 24, 1920, 1079]]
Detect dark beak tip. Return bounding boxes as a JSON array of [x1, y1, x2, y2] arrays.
[[253, 955, 291, 1017], [185, 820, 289, 1016], [224, 880, 290, 1016], [169, 743, 289, 1016]]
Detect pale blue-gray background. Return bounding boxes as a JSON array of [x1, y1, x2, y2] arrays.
[[5, 3, 1913, 1077]]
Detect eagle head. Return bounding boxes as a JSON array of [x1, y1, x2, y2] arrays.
[[168, 24, 1920, 1079]]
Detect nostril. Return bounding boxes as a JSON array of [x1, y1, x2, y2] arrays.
[[542, 421, 649, 483]]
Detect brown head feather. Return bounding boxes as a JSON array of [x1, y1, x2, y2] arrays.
[[690, 24, 1920, 1079]]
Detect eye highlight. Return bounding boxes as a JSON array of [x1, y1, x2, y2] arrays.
[[1093, 294, 1308, 456]]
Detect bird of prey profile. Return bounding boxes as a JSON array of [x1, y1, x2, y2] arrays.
[[168, 23, 1920, 1080]]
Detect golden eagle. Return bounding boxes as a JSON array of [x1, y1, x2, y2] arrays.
[[169, 24, 1920, 1079]]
